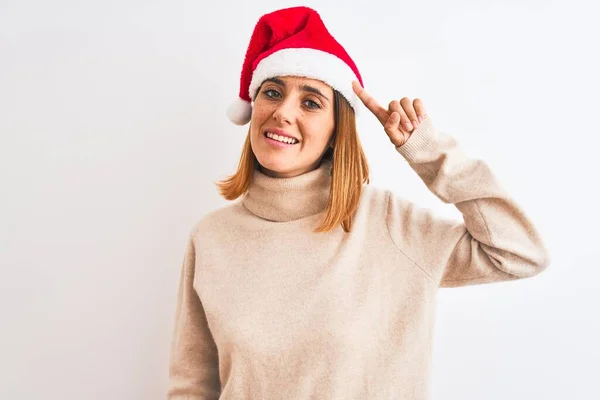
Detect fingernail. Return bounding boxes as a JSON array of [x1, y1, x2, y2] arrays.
[[412, 119, 418, 128], [404, 121, 413, 130], [418, 115, 423, 123]]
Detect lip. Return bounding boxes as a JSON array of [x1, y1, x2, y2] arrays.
[[263, 128, 300, 142], [264, 135, 296, 148]]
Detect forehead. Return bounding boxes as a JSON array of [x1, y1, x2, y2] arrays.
[[268, 75, 332, 91]]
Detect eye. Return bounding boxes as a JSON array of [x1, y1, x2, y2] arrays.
[[263, 89, 281, 99], [303, 99, 321, 109]]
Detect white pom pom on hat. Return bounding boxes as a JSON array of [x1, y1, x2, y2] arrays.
[[226, 6, 364, 125], [226, 97, 253, 126]]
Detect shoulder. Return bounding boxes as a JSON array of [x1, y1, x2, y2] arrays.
[[359, 183, 396, 213], [359, 183, 439, 222], [355, 184, 401, 229], [188, 200, 247, 240]]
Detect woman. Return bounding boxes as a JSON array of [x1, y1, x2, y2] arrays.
[[166, 6, 550, 400]]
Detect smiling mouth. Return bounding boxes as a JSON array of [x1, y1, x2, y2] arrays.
[[264, 131, 299, 145]]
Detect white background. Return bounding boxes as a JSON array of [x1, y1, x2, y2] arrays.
[[1, 0, 598, 398]]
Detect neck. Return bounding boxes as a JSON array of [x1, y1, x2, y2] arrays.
[[242, 160, 332, 222]]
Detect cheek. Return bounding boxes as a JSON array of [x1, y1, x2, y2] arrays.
[[251, 100, 273, 121], [302, 125, 334, 150], [305, 115, 334, 144], [249, 104, 271, 141]]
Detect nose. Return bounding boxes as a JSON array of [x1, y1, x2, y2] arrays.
[[272, 97, 297, 124]]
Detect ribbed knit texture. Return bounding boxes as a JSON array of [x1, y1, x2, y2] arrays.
[[166, 115, 551, 399]]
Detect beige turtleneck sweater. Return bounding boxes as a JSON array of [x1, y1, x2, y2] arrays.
[[166, 116, 550, 399]]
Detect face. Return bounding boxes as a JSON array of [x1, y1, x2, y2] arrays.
[[249, 76, 335, 178]]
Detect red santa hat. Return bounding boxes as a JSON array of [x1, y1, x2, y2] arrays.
[[227, 6, 364, 125]]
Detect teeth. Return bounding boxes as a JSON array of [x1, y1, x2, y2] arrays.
[[266, 132, 297, 144]]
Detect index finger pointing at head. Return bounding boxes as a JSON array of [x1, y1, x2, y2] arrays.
[[352, 81, 389, 125]]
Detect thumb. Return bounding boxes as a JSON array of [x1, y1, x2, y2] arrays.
[[384, 112, 405, 146], [384, 112, 400, 132]]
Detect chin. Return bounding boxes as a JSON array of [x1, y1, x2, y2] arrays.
[[256, 156, 293, 175]]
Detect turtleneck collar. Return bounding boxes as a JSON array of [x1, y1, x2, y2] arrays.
[[242, 159, 332, 222]]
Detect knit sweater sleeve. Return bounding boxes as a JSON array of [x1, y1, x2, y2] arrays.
[[166, 230, 221, 399], [386, 116, 551, 288]]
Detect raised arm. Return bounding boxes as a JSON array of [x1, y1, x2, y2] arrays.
[[387, 116, 550, 287]]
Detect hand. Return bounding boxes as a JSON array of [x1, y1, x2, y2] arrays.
[[352, 81, 427, 147]]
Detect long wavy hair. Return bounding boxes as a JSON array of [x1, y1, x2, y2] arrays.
[[215, 89, 369, 233]]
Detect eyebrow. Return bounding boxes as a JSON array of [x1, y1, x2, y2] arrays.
[[263, 77, 331, 104]]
